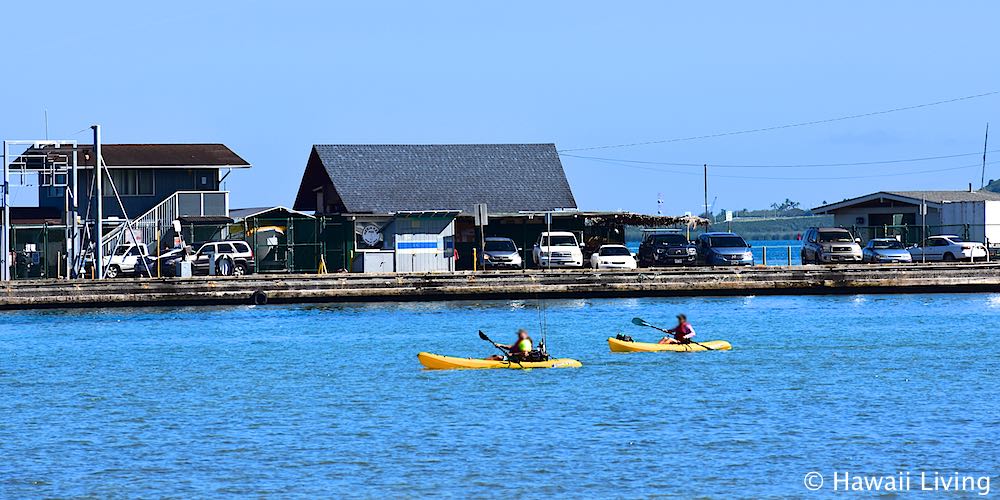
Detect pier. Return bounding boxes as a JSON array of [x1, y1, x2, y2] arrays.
[[2, 263, 1000, 310]]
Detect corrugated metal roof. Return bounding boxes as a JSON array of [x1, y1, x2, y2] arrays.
[[813, 190, 1000, 213], [293, 144, 577, 214], [884, 190, 1000, 203]]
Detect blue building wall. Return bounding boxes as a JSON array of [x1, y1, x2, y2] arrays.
[[39, 168, 220, 219]]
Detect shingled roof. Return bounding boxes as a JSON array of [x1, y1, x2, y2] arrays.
[[14, 144, 250, 169], [292, 144, 577, 215]]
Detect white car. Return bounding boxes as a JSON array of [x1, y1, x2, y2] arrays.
[[590, 245, 637, 269], [102, 243, 150, 278], [908, 235, 987, 262], [532, 231, 584, 268]]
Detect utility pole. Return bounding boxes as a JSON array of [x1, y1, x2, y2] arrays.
[[703, 164, 709, 223], [92, 125, 103, 279], [981, 123, 990, 189], [1, 141, 9, 281]]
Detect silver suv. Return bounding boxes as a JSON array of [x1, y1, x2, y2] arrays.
[[801, 227, 862, 264]]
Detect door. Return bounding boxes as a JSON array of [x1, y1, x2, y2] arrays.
[[924, 238, 946, 261], [194, 244, 216, 272]]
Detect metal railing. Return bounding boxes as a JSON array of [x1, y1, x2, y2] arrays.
[[101, 191, 228, 256]]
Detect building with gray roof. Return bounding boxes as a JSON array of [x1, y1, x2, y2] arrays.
[[812, 189, 1000, 244]]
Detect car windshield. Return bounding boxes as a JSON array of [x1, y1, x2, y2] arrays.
[[600, 246, 631, 256], [541, 235, 578, 246], [819, 231, 854, 243], [708, 236, 747, 248], [485, 240, 516, 252], [651, 234, 688, 246], [871, 240, 904, 249]]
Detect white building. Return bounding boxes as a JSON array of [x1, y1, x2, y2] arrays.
[[812, 190, 1000, 244]]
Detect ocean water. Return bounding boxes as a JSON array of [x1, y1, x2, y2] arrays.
[[2, 294, 998, 497]]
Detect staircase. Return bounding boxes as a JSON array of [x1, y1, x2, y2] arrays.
[[101, 191, 229, 256]]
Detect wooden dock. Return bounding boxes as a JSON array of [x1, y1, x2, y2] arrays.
[[2, 263, 1000, 310]]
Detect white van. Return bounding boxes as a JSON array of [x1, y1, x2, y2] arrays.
[[532, 231, 584, 268]]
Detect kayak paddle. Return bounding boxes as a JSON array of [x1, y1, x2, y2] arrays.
[[631, 317, 715, 351]]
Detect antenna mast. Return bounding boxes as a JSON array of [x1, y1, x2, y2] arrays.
[[981, 123, 990, 189]]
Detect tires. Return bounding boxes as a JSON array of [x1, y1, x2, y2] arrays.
[[233, 263, 247, 277], [105, 265, 120, 279], [943, 252, 956, 262]]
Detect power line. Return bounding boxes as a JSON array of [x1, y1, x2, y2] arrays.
[[569, 155, 1000, 181], [560, 149, 1000, 169], [559, 90, 1000, 152]]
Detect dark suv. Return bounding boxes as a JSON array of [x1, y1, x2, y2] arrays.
[[637, 231, 697, 267]]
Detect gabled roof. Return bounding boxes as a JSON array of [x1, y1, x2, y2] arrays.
[[229, 206, 314, 221], [292, 144, 576, 215], [14, 144, 250, 169], [813, 190, 1000, 213]]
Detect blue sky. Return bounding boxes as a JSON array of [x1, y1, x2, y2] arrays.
[[2, 1, 998, 215]]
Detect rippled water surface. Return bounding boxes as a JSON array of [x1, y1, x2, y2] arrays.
[[2, 294, 998, 497]]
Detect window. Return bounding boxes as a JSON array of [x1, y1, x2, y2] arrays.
[[708, 236, 748, 248], [539, 235, 578, 246], [600, 246, 632, 256], [651, 234, 688, 246], [233, 242, 251, 253], [818, 231, 853, 243], [103, 170, 154, 196], [484, 240, 516, 252], [217, 243, 235, 254]]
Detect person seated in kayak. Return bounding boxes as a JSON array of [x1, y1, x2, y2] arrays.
[[658, 314, 696, 344], [487, 329, 534, 361]]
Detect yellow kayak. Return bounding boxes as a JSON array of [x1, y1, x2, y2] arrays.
[[418, 352, 583, 370], [607, 337, 732, 352]]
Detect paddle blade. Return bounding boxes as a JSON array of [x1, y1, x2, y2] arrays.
[[478, 331, 489, 341], [631, 317, 649, 327]]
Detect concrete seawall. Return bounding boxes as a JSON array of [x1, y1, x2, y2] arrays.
[[3, 263, 1000, 310]]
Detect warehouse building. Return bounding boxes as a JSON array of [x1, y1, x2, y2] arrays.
[[292, 143, 577, 272], [812, 190, 1000, 244]]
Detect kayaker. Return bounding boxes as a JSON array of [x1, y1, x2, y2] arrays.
[[508, 329, 534, 360], [487, 329, 534, 361], [658, 314, 696, 344]]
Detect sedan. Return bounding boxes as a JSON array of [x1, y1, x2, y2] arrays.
[[908, 235, 987, 262], [590, 245, 638, 270], [862, 238, 912, 263]]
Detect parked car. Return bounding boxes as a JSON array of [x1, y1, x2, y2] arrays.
[[908, 235, 987, 262], [590, 245, 638, 270], [102, 243, 151, 278], [636, 230, 697, 267], [481, 237, 523, 269], [862, 238, 913, 263], [162, 241, 255, 276], [801, 227, 863, 264], [696, 232, 754, 266], [532, 231, 584, 268], [134, 247, 184, 277]]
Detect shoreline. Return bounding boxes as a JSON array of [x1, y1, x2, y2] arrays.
[[2, 263, 1000, 310]]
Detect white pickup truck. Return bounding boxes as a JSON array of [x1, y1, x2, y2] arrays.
[[532, 231, 584, 268]]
